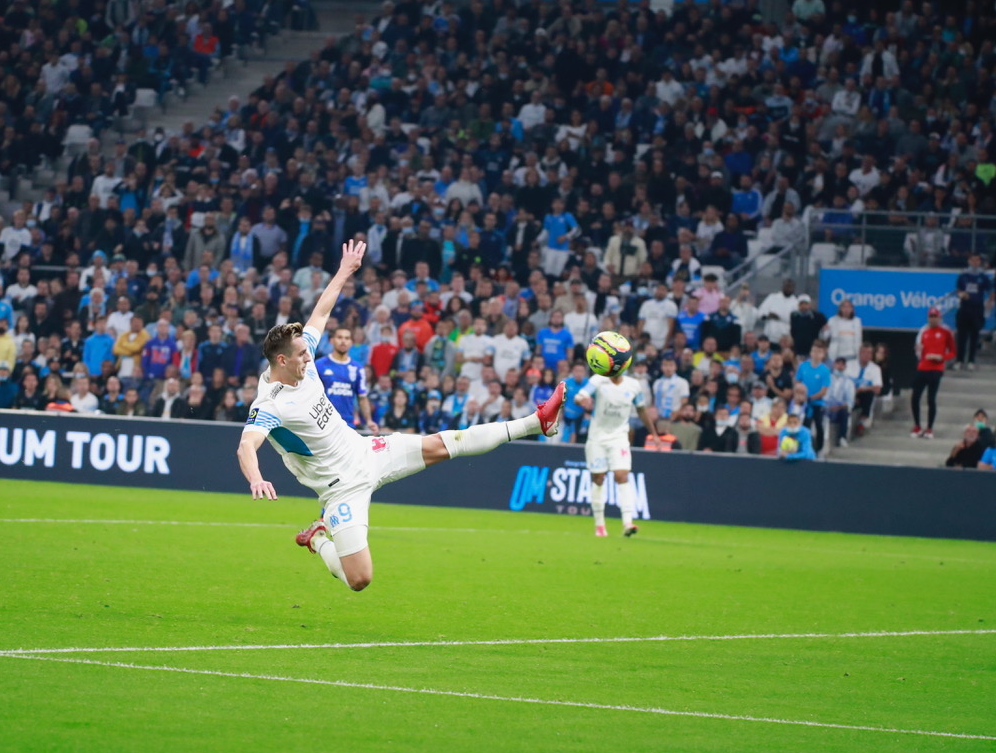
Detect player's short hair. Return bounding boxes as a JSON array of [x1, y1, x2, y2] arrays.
[[263, 322, 303, 364]]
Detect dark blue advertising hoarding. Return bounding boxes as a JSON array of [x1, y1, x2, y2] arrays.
[[2, 410, 994, 541]]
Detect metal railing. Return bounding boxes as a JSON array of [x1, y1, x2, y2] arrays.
[[805, 210, 996, 269], [712, 210, 996, 300], [722, 239, 807, 297]]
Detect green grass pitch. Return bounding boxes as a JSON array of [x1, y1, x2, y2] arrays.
[[1, 479, 994, 752]]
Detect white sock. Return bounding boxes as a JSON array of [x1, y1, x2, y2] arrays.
[[591, 481, 606, 528], [313, 535, 348, 585], [617, 480, 635, 529], [440, 415, 540, 458]]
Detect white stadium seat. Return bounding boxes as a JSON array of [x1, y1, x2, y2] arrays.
[[63, 124, 93, 157], [808, 243, 839, 275]]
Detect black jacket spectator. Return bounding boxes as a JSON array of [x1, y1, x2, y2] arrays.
[[790, 309, 828, 358], [198, 340, 233, 378], [400, 235, 442, 278], [698, 423, 738, 453]]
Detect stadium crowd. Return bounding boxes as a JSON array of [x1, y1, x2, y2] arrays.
[[0, 0, 994, 464]]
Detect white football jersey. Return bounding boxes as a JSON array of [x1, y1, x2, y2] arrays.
[[242, 325, 369, 496], [457, 333, 494, 382], [491, 334, 531, 380], [579, 374, 645, 443]]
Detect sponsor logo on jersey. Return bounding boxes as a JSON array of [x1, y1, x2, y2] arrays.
[[371, 436, 388, 453], [246, 408, 259, 425], [507, 459, 650, 519]]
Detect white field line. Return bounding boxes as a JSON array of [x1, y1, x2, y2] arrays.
[[1, 653, 993, 742], [1, 517, 994, 565], [2, 628, 994, 656]]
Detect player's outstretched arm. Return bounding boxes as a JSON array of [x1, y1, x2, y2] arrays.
[[306, 238, 367, 333], [237, 431, 278, 500], [636, 405, 661, 448]]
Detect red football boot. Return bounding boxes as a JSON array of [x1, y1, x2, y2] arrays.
[[536, 381, 566, 437], [295, 520, 328, 553]]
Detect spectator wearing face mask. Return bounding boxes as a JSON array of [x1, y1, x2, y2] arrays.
[[778, 412, 816, 460], [972, 410, 995, 449], [698, 406, 737, 452]]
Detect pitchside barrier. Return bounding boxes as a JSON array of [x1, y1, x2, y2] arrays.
[[1, 410, 993, 542]]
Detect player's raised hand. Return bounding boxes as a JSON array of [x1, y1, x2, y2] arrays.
[[250, 480, 278, 500], [340, 238, 367, 275]]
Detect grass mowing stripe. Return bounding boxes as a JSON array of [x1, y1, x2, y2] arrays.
[[4, 628, 994, 655], [2, 517, 994, 565], [2, 653, 993, 742]]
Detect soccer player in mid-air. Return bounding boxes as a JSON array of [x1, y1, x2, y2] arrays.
[[575, 368, 660, 538], [315, 327, 378, 434], [237, 239, 566, 591]]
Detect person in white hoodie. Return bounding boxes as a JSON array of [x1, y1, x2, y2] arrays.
[[822, 299, 862, 364], [757, 279, 799, 342]]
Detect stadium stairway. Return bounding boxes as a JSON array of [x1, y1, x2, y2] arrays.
[[0, 1, 366, 217], [828, 344, 995, 468]]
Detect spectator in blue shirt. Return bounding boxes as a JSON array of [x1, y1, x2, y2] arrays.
[[561, 362, 589, 442], [794, 339, 831, 453], [0, 284, 14, 329], [535, 309, 574, 370], [141, 319, 178, 382], [82, 315, 116, 377], [778, 413, 817, 460], [539, 197, 579, 277], [730, 175, 763, 231], [197, 324, 232, 378], [979, 445, 996, 470], [676, 296, 706, 350]]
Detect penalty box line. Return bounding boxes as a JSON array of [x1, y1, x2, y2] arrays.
[[0, 653, 993, 742], [2, 628, 994, 656]]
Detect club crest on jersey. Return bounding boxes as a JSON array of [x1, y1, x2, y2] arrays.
[[246, 408, 259, 425]]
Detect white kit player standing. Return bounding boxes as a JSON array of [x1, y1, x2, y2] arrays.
[[575, 371, 660, 537], [238, 239, 567, 591]]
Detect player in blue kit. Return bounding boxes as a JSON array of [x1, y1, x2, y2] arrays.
[[314, 328, 378, 433]]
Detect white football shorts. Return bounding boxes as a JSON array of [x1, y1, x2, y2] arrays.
[[584, 437, 633, 474], [320, 433, 425, 555]]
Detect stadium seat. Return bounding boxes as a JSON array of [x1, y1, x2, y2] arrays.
[[699, 265, 727, 286], [842, 244, 873, 265], [756, 226, 774, 251], [808, 243, 839, 275], [755, 255, 784, 278], [63, 125, 93, 158], [131, 89, 159, 130], [747, 239, 765, 259]]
